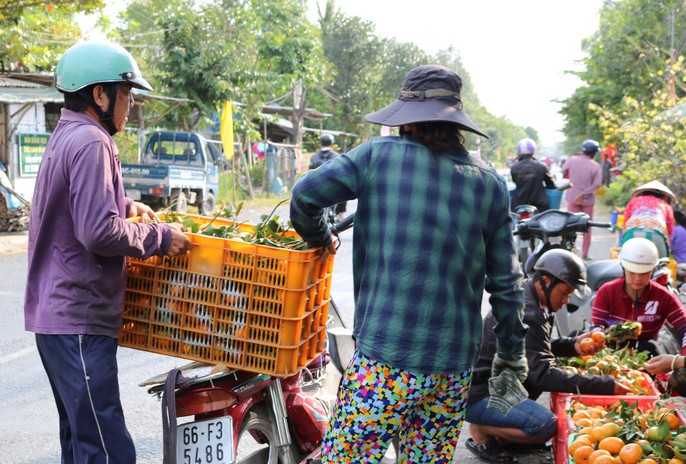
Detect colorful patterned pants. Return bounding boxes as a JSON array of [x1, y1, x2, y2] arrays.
[[322, 349, 472, 463]]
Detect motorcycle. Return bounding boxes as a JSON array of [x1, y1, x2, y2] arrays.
[[511, 204, 539, 269], [141, 217, 357, 464], [513, 209, 611, 277]]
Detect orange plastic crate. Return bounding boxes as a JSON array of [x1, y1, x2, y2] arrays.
[[120, 216, 334, 377]]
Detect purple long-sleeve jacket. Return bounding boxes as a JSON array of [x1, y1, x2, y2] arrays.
[[25, 109, 171, 338]]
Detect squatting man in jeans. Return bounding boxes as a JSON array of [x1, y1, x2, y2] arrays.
[[465, 250, 630, 463]]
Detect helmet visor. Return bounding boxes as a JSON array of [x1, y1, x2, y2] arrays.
[[573, 283, 591, 299], [620, 258, 655, 274]]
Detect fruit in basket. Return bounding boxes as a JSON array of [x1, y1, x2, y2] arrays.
[[570, 436, 595, 455], [599, 436, 625, 454], [592, 330, 608, 345], [646, 425, 670, 443], [580, 337, 598, 352], [591, 455, 615, 464], [657, 408, 680, 430], [567, 400, 686, 464]]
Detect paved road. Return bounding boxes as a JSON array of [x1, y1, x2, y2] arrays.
[[0, 201, 617, 463]]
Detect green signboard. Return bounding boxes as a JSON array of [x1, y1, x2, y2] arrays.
[[19, 133, 49, 177]]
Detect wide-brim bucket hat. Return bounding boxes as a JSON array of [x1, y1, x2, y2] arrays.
[[365, 64, 488, 138]]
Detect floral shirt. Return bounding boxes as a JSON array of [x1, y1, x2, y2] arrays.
[[623, 195, 674, 239]]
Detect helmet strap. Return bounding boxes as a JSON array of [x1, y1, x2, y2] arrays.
[[621, 266, 643, 306], [79, 83, 120, 136], [535, 272, 560, 311]]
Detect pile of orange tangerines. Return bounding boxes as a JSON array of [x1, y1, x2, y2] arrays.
[[567, 399, 686, 464]]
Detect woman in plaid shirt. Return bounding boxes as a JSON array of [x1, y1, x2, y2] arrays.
[[291, 65, 527, 463]]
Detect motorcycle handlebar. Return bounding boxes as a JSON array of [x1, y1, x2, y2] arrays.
[[588, 221, 612, 229], [330, 213, 354, 236]]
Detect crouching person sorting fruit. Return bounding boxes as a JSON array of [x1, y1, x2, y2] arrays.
[[465, 250, 630, 463]]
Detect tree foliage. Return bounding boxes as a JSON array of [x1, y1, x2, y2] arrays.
[[592, 57, 686, 207], [4, 0, 534, 165], [0, 0, 104, 72], [116, 0, 323, 143], [316, 1, 385, 143], [316, 2, 527, 161], [560, 0, 686, 154]]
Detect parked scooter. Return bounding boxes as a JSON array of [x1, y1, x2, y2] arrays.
[[513, 209, 611, 277], [141, 217, 356, 464]]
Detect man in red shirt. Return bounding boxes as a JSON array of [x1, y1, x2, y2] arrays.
[[592, 238, 686, 356]]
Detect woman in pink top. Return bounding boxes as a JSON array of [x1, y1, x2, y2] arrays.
[[561, 140, 603, 260]]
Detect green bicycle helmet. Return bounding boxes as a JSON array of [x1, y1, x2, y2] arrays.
[[54, 41, 152, 92]]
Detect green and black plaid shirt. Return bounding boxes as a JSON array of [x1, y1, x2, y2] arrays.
[[291, 135, 525, 374]]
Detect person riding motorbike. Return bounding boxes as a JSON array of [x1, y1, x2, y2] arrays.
[[591, 237, 686, 356], [509, 138, 556, 212], [466, 249, 627, 464], [622, 180, 676, 258]]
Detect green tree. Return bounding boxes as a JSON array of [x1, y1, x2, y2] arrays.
[[0, 0, 104, 71], [316, 0, 384, 143], [560, 0, 686, 152], [117, 0, 323, 145], [592, 57, 686, 206]]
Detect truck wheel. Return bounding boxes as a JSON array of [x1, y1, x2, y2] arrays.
[[200, 192, 215, 215], [174, 191, 187, 214]]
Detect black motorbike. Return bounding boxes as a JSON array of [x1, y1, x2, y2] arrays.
[[513, 209, 610, 277]]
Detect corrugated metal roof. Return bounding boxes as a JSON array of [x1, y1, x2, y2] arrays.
[[0, 77, 63, 104], [0, 86, 63, 104], [0, 76, 49, 88]]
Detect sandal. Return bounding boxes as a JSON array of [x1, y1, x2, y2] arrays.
[[465, 438, 518, 463]]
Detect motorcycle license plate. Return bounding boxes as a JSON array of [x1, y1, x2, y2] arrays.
[[176, 417, 233, 464], [125, 189, 141, 201]]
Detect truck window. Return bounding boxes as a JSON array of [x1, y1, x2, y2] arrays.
[[205, 142, 223, 164]]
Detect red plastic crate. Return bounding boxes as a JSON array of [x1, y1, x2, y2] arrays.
[[120, 216, 334, 377], [554, 393, 661, 464], [550, 371, 660, 415]]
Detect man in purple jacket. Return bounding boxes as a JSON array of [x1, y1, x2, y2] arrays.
[[24, 42, 192, 463]]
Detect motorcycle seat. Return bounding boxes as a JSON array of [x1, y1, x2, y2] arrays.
[[622, 227, 670, 258], [586, 259, 623, 291]]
